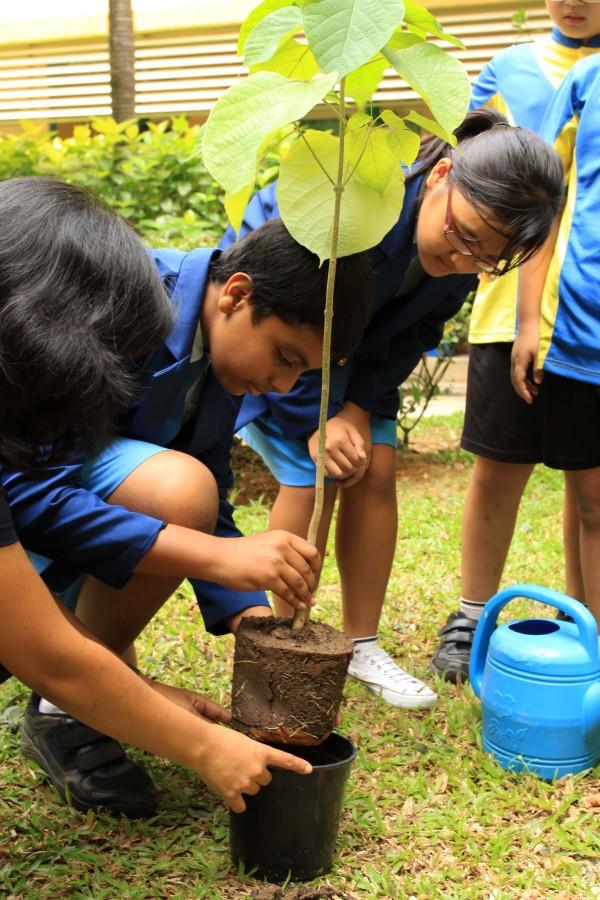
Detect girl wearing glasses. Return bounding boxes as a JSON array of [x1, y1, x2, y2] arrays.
[[432, 0, 600, 684], [218, 108, 563, 710]]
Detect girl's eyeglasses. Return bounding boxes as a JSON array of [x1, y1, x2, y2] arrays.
[[443, 182, 507, 277]]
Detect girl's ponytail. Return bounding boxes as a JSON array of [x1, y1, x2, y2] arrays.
[[411, 107, 509, 177]]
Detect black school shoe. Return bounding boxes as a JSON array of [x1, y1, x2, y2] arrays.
[[21, 693, 158, 818], [430, 610, 479, 684]]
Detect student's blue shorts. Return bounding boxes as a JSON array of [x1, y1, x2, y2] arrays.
[[239, 414, 398, 487], [29, 437, 167, 609]]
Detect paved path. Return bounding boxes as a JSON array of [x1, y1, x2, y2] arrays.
[[419, 354, 468, 418]]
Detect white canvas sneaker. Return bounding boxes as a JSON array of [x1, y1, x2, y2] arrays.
[[348, 643, 437, 709]]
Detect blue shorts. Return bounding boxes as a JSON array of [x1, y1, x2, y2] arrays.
[[239, 414, 397, 487], [29, 438, 167, 608]]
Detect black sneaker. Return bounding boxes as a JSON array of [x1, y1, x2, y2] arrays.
[[430, 610, 479, 684], [21, 693, 158, 818]]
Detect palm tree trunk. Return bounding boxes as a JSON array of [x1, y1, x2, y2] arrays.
[[108, 0, 136, 121]]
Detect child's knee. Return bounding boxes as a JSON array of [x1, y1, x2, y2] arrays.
[[360, 446, 396, 499], [574, 483, 600, 533], [162, 454, 219, 532], [277, 483, 316, 512], [116, 451, 219, 533]]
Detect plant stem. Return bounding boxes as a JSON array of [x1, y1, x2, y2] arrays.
[[292, 77, 346, 631]]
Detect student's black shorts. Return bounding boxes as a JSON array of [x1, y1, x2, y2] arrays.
[[461, 343, 600, 470], [0, 664, 11, 684]]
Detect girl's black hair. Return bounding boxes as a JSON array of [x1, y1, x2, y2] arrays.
[[209, 219, 373, 361], [0, 177, 174, 468], [412, 107, 564, 270]]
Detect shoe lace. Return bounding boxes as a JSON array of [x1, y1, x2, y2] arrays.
[[358, 645, 430, 692]]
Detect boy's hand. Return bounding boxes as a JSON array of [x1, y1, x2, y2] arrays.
[[308, 404, 371, 486], [211, 532, 320, 610], [511, 326, 543, 404], [197, 724, 312, 813]]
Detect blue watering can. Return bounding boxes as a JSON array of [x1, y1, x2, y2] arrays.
[[470, 584, 600, 780]]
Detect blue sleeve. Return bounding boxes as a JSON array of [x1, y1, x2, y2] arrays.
[[539, 66, 579, 178], [2, 460, 166, 590], [220, 183, 280, 249], [345, 291, 467, 416], [469, 57, 499, 111]]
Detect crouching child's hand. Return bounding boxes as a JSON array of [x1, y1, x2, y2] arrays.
[[196, 724, 312, 812], [210, 531, 320, 610]]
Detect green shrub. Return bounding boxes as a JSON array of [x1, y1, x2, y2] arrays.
[[0, 117, 228, 249]]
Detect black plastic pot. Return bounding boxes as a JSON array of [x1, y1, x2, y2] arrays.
[[229, 732, 357, 883]]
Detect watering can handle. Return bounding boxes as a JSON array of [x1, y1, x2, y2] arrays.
[[469, 583, 599, 698]]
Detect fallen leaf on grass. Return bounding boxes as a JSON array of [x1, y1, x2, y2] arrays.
[[401, 797, 416, 819]]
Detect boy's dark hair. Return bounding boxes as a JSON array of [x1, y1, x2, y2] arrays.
[[413, 107, 564, 271], [209, 219, 373, 360], [0, 177, 174, 468]]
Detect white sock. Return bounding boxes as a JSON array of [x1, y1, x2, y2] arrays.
[[39, 697, 66, 716], [352, 635, 378, 656], [459, 598, 485, 621]]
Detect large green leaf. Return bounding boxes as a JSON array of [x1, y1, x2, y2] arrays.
[[403, 109, 456, 146], [402, 0, 465, 48], [345, 54, 388, 106], [380, 109, 420, 165], [302, 0, 405, 78], [244, 7, 303, 66], [202, 71, 337, 195], [386, 28, 422, 50], [224, 184, 254, 234], [384, 42, 469, 139], [345, 125, 401, 193], [278, 129, 405, 262], [250, 38, 320, 79], [238, 0, 294, 55]]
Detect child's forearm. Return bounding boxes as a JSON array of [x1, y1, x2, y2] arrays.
[[0, 543, 215, 770], [1, 543, 312, 813], [517, 216, 560, 332], [134, 525, 223, 579], [134, 525, 319, 609]]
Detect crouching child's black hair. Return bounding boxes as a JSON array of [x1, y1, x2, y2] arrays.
[[0, 177, 174, 468], [209, 219, 374, 362]]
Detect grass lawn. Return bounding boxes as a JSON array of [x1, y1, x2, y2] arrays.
[[2, 413, 600, 899]]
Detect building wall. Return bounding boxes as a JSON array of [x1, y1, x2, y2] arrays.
[[0, 2, 549, 129]]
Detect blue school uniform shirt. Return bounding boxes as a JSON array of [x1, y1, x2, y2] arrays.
[[468, 27, 600, 344], [2, 248, 267, 633], [229, 180, 477, 440], [536, 53, 600, 384]]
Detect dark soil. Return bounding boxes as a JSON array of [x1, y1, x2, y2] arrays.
[[232, 617, 353, 746], [231, 439, 278, 505]]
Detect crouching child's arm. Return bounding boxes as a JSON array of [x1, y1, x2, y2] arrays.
[[0, 540, 311, 812]]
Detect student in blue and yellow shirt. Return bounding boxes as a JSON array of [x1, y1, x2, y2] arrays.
[[512, 51, 600, 629], [431, 0, 600, 683]]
